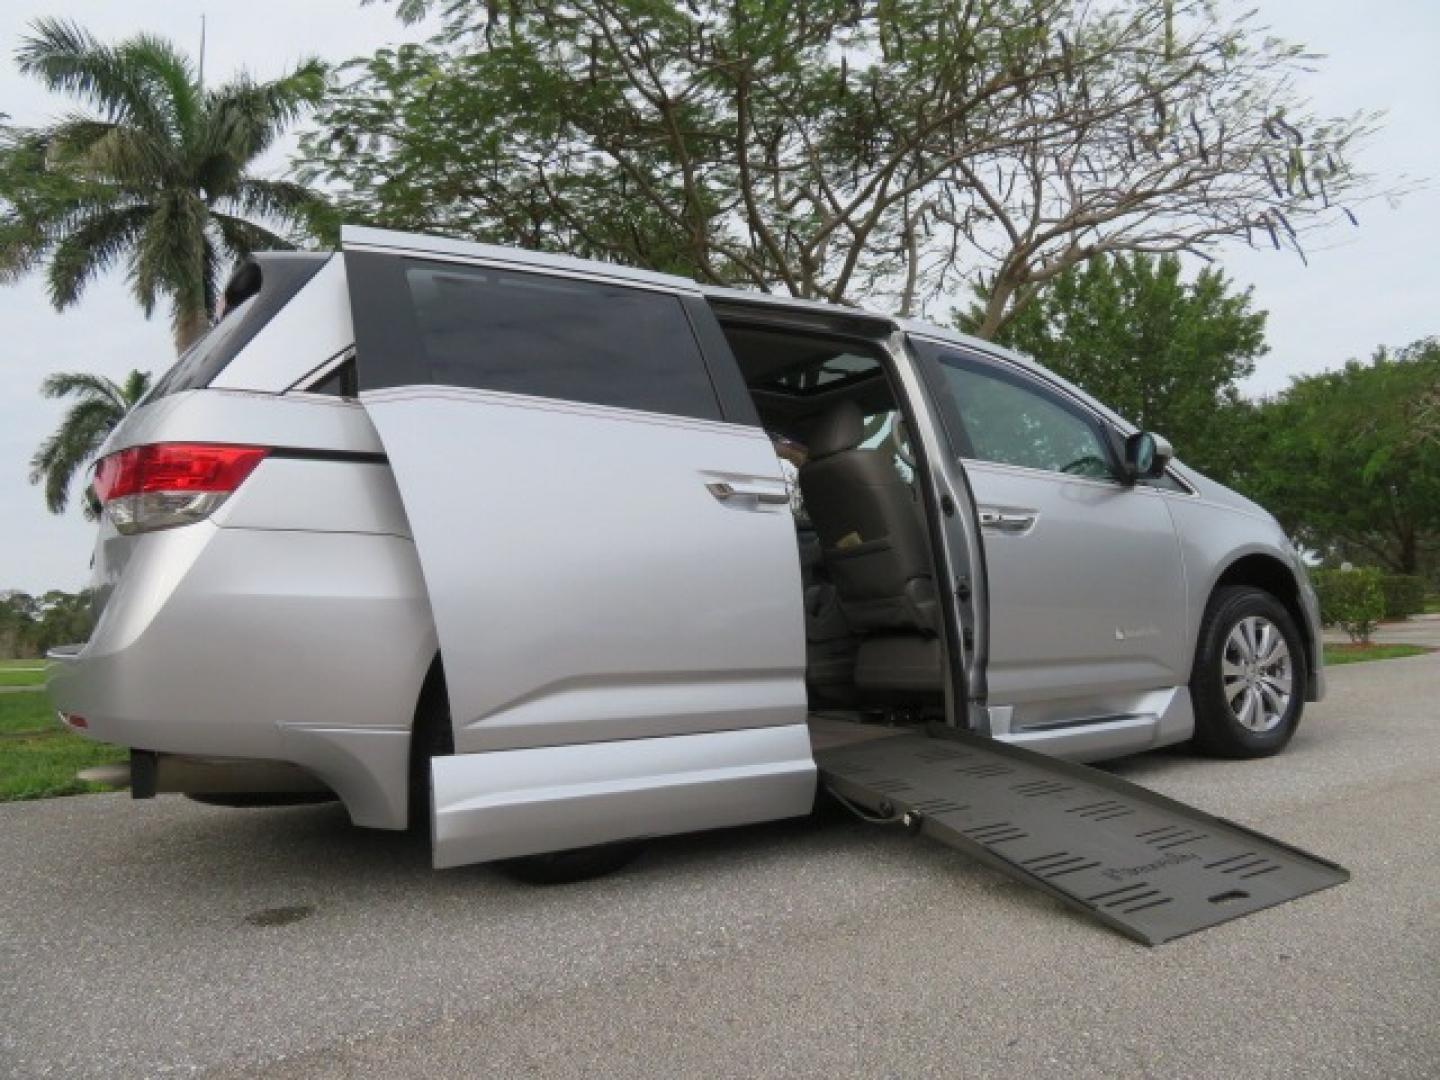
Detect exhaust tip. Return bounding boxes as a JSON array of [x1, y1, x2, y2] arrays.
[[76, 764, 131, 787]]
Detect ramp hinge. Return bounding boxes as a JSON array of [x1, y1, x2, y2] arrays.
[[954, 577, 971, 603]]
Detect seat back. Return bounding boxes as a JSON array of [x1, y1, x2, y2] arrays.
[[798, 401, 937, 633]]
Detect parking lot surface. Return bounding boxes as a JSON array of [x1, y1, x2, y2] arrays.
[[2, 653, 1437, 1078]]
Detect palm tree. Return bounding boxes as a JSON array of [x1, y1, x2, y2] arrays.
[[29, 369, 152, 515], [0, 19, 330, 352]]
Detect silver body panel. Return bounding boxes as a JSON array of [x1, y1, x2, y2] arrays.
[[48, 226, 1322, 865], [48, 470, 434, 829], [431, 723, 816, 867], [362, 384, 807, 754], [967, 463, 1189, 723]]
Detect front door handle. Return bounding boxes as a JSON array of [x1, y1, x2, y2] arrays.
[[706, 481, 790, 506], [978, 507, 1038, 533]]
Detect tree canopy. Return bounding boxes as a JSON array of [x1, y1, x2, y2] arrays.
[[0, 20, 331, 351], [968, 251, 1266, 478], [1242, 339, 1440, 576], [0, 589, 95, 658], [304, 0, 1377, 333]]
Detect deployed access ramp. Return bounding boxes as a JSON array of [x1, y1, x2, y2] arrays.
[[815, 727, 1347, 946]]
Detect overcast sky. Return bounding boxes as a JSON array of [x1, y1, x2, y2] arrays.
[[2, 0, 1437, 593]]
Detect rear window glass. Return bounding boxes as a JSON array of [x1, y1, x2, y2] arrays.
[[144, 254, 330, 402], [347, 253, 721, 421]]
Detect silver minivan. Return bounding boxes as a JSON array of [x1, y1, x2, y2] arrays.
[[49, 227, 1323, 880]]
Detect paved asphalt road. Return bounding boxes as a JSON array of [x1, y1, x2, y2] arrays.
[[3, 653, 1437, 1079]]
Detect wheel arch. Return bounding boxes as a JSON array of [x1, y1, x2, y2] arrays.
[[407, 651, 453, 831], [1207, 553, 1316, 682]]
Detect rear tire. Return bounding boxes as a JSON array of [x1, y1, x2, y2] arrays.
[[408, 659, 453, 837], [185, 792, 337, 808], [411, 659, 644, 881], [499, 843, 643, 885], [1190, 586, 1306, 759]]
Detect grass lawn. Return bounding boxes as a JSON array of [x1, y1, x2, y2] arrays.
[[1323, 643, 1434, 666], [0, 667, 47, 687], [0, 691, 61, 734], [0, 689, 127, 801]]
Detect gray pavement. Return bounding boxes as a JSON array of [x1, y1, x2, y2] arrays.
[[2, 653, 1438, 1079]]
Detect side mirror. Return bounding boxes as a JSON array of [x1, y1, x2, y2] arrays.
[[1123, 431, 1172, 482]]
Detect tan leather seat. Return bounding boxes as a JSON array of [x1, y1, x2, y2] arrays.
[[797, 401, 938, 635]]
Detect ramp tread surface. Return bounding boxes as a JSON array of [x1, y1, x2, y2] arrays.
[[816, 730, 1348, 945]]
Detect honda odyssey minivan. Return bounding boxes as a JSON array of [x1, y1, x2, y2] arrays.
[[48, 226, 1323, 879]]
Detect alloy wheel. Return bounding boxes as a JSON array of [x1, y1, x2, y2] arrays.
[[1221, 615, 1293, 733]]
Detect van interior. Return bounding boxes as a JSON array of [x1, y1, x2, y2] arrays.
[[713, 313, 952, 749]]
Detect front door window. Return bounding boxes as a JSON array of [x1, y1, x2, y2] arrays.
[[927, 352, 1115, 480]]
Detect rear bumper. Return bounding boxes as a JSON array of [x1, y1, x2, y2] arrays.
[[47, 520, 436, 829]]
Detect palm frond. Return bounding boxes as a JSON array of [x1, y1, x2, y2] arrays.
[[121, 34, 199, 144], [38, 371, 127, 409], [217, 177, 324, 238], [45, 205, 151, 308], [130, 191, 208, 319], [203, 58, 326, 165], [119, 369, 152, 407], [0, 125, 104, 278], [210, 211, 289, 257], [28, 394, 124, 513], [15, 19, 169, 135], [46, 114, 174, 187]]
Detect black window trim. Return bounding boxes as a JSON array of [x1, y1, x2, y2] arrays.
[[289, 346, 356, 395], [345, 250, 727, 423], [680, 295, 761, 428]]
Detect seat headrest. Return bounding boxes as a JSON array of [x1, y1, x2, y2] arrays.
[[806, 401, 866, 460]]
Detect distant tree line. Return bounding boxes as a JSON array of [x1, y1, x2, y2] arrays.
[[0, 590, 94, 659]]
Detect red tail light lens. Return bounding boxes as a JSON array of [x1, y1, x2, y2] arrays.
[[94, 444, 268, 502], [93, 443, 268, 534]]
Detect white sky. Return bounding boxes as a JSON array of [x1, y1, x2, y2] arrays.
[[1, 0, 1437, 593]]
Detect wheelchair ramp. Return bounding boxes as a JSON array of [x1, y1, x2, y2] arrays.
[[816, 730, 1347, 946]]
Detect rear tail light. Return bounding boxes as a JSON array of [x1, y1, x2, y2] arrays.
[[93, 443, 268, 534]]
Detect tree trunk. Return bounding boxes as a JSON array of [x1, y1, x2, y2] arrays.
[[172, 305, 211, 354], [1399, 524, 1418, 576], [974, 284, 1012, 340]]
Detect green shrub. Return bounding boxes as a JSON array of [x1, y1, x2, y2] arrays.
[[1312, 567, 1385, 643], [1380, 574, 1426, 619]]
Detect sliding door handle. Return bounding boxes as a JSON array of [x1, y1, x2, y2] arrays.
[[706, 481, 790, 506], [978, 508, 1038, 533]]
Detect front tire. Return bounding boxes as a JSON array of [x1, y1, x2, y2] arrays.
[[1191, 586, 1307, 759]]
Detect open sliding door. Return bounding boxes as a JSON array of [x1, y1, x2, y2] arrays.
[[342, 227, 815, 863]]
